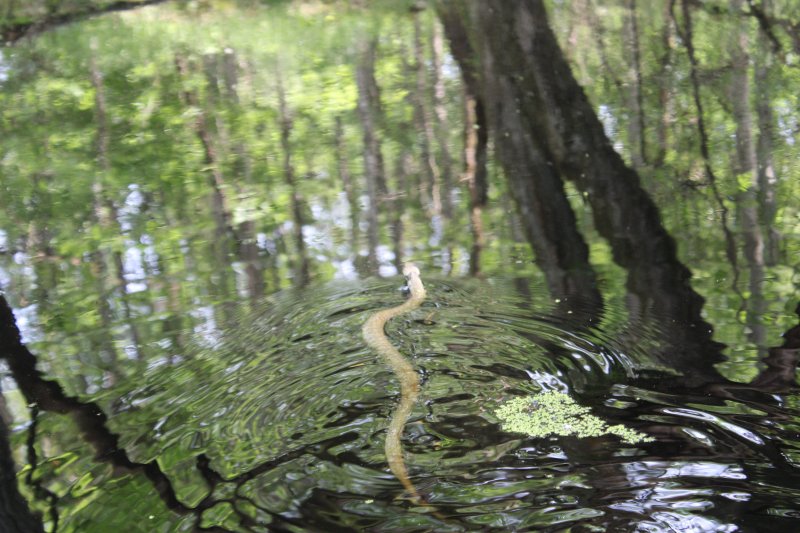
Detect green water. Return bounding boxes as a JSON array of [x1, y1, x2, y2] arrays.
[[1, 1, 800, 531]]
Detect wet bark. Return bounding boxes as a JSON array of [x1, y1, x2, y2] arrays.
[[355, 37, 384, 272], [276, 71, 310, 288], [440, 0, 723, 379]]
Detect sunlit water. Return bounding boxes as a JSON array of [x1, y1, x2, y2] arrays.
[[12, 271, 799, 532]]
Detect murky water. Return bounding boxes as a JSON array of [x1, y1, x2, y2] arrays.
[[2, 1, 800, 531], [6, 271, 796, 532]]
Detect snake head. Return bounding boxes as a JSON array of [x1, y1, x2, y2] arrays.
[[402, 262, 420, 278]]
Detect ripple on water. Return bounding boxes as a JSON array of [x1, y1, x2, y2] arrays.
[[83, 275, 800, 531]]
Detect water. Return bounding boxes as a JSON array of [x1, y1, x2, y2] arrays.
[[1, 1, 800, 531], [4, 271, 797, 531]]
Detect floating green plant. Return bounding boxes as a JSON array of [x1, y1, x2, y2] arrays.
[[495, 391, 654, 445]]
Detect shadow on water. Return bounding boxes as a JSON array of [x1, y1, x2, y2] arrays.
[[3, 276, 800, 531]]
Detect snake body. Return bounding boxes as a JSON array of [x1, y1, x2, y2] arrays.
[[362, 262, 426, 502]]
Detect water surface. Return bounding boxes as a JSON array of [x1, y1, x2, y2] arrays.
[[1, 1, 800, 532]]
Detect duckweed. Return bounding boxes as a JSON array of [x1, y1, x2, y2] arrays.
[[495, 391, 654, 445]]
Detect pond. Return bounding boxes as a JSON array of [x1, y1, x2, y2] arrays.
[[1, 1, 799, 532]]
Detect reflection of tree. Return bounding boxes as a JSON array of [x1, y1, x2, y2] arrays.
[[1, 0, 172, 45], [462, 87, 488, 277], [439, 3, 603, 314], [2, 5, 799, 531], [276, 67, 311, 288], [440, 5, 488, 277], [671, 0, 742, 301], [0, 296, 185, 518], [334, 115, 360, 258], [725, 0, 768, 356], [751, 302, 800, 391], [0, 402, 44, 532], [355, 36, 385, 273], [413, 9, 443, 222], [754, 25, 781, 265], [175, 52, 241, 311], [439, 0, 729, 381], [622, 0, 646, 169], [0, 295, 320, 531]]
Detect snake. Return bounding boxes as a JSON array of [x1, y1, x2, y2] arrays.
[[362, 262, 426, 503]]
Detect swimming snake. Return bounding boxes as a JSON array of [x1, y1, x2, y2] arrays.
[[362, 262, 426, 502]]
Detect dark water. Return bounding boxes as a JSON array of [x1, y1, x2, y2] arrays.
[[1, 1, 800, 532], [5, 272, 800, 531]]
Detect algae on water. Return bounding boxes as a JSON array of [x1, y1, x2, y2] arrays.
[[495, 391, 653, 445]]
